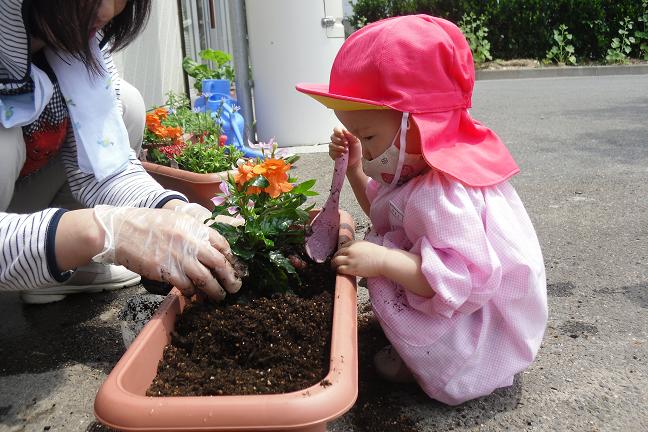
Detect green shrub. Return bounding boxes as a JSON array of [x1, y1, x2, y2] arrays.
[[182, 49, 235, 93], [606, 17, 636, 64], [545, 25, 577, 65], [637, 1, 648, 60], [458, 12, 492, 65], [349, 0, 644, 61]]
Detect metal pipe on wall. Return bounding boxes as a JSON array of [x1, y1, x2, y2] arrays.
[[228, 0, 255, 141]]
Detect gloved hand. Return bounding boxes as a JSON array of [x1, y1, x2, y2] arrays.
[[92, 205, 243, 300], [173, 202, 244, 227]]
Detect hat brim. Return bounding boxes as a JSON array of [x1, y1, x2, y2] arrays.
[[412, 111, 520, 187], [296, 83, 389, 111]]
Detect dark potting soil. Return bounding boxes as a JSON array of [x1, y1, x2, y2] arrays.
[[147, 261, 336, 397], [348, 311, 424, 432]]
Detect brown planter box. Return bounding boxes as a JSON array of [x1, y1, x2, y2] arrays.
[[94, 210, 358, 432], [142, 161, 236, 209]]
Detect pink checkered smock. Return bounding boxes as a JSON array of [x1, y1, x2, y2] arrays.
[[365, 168, 547, 405]]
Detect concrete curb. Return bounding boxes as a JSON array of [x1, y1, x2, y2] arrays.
[[476, 64, 648, 80]]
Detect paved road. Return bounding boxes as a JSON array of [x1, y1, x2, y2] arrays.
[[0, 74, 646, 431]]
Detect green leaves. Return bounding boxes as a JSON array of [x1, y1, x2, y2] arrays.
[[174, 141, 242, 174], [637, 1, 648, 60], [182, 49, 236, 92], [250, 175, 270, 188], [545, 24, 577, 66], [458, 13, 492, 66], [210, 171, 318, 296], [606, 17, 636, 64]]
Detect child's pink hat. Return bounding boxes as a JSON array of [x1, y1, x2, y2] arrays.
[[296, 14, 519, 187]]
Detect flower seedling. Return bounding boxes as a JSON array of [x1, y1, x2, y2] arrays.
[[143, 92, 242, 173], [210, 142, 319, 296]]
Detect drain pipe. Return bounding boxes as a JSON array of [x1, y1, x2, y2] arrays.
[[228, 0, 255, 141]]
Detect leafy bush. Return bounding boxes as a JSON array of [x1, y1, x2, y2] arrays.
[[210, 143, 319, 296], [637, 1, 648, 60], [458, 12, 492, 65], [182, 49, 236, 93], [605, 18, 635, 64], [349, 0, 644, 61], [545, 25, 577, 65], [143, 92, 242, 173]]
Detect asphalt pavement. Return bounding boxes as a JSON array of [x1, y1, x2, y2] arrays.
[[0, 73, 647, 431]]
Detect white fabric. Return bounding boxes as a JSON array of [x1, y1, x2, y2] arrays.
[[361, 113, 427, 187], [44, 38, 130, 181], [0, 65, 53, 127]]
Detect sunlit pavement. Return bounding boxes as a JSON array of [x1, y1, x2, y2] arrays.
[[1, 73, 647, 431]]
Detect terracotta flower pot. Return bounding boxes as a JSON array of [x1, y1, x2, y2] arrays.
[[94, 210, 357, 432], [142, 160, 236, 209]]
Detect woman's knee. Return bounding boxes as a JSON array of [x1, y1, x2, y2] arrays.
[[120, 80, 146, 156], [0, 127, 26, 211]]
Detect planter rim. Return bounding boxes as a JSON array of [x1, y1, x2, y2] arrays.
[[94, 210, 358, 431], [141, 161, 236, 185]]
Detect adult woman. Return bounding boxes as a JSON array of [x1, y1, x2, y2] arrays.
[[0, 0, 241, 303]]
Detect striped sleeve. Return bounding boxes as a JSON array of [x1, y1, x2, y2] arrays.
[[0, 208, 70, 291], [60, 127, 187, 208], [0, 0, 30, 92]]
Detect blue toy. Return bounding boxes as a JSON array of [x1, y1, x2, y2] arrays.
[[194, 79, 265, 159]]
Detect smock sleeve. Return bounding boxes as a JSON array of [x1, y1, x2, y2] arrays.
[[402, 174, 502, 318]]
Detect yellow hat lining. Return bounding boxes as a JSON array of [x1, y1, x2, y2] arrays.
[[308, 94, 389, 111]]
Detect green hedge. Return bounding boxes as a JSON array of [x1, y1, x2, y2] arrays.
[[349, 0, 644, 60]]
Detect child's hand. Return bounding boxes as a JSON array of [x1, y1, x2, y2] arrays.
[[329, 127, 362, 170], [331, 240, 387, 278]]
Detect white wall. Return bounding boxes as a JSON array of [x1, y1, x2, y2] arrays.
[[112, 1, 185, 108]]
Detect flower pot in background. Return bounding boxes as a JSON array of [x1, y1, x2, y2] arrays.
[[94, 210, 358, 432], [141, 160, 234, 209]]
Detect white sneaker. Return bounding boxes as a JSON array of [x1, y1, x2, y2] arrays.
[[20, 263, 141, 304]]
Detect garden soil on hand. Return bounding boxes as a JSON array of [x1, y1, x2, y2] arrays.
[[147, 262, 336, 396]]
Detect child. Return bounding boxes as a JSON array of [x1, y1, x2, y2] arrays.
[[296, 15, 547, 405]]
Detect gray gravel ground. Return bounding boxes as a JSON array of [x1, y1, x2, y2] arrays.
[[0, 73, 646, 431]]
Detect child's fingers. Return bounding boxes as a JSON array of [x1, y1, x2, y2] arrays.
[[342, 129, 359, 144], [328, 142, 348, 160], [329, 142, 347, 153]]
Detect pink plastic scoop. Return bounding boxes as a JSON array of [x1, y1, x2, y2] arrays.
[[306, 151, 348, 263]]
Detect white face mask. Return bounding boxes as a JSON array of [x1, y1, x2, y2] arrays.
[[361, 112, 428, 186]]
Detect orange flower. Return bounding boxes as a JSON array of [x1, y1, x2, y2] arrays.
[[259, 159, 293, 198], [264, 178, 293, 198], [154, 127, 169, 139], [252, 164, 267, 175], [235, 161, 257, 185], [246, 186, 262, 195], [166, 126, 183, 140], [262, 158, 291, 178], [233, 159, 294, 198], [153, 107, 168, 120], [146, 113, 161, 131]]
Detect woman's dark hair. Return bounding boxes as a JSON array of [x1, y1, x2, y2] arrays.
[[29, 0, 152, 73]]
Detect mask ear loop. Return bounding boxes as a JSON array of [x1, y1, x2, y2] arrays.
[[389, 112, 409, 188]]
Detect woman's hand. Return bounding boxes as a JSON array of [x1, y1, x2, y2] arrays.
[[329, 127, 362, 171], [331, 240, 388, 278], [92, 205, 243, 300]]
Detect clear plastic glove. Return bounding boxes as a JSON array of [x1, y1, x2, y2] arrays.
[[92, 205, 243, 300], [174, 202, 244, 227], [329, 126, 362, 171]]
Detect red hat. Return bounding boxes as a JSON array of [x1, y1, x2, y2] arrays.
[[296, 15, 519, 187]]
